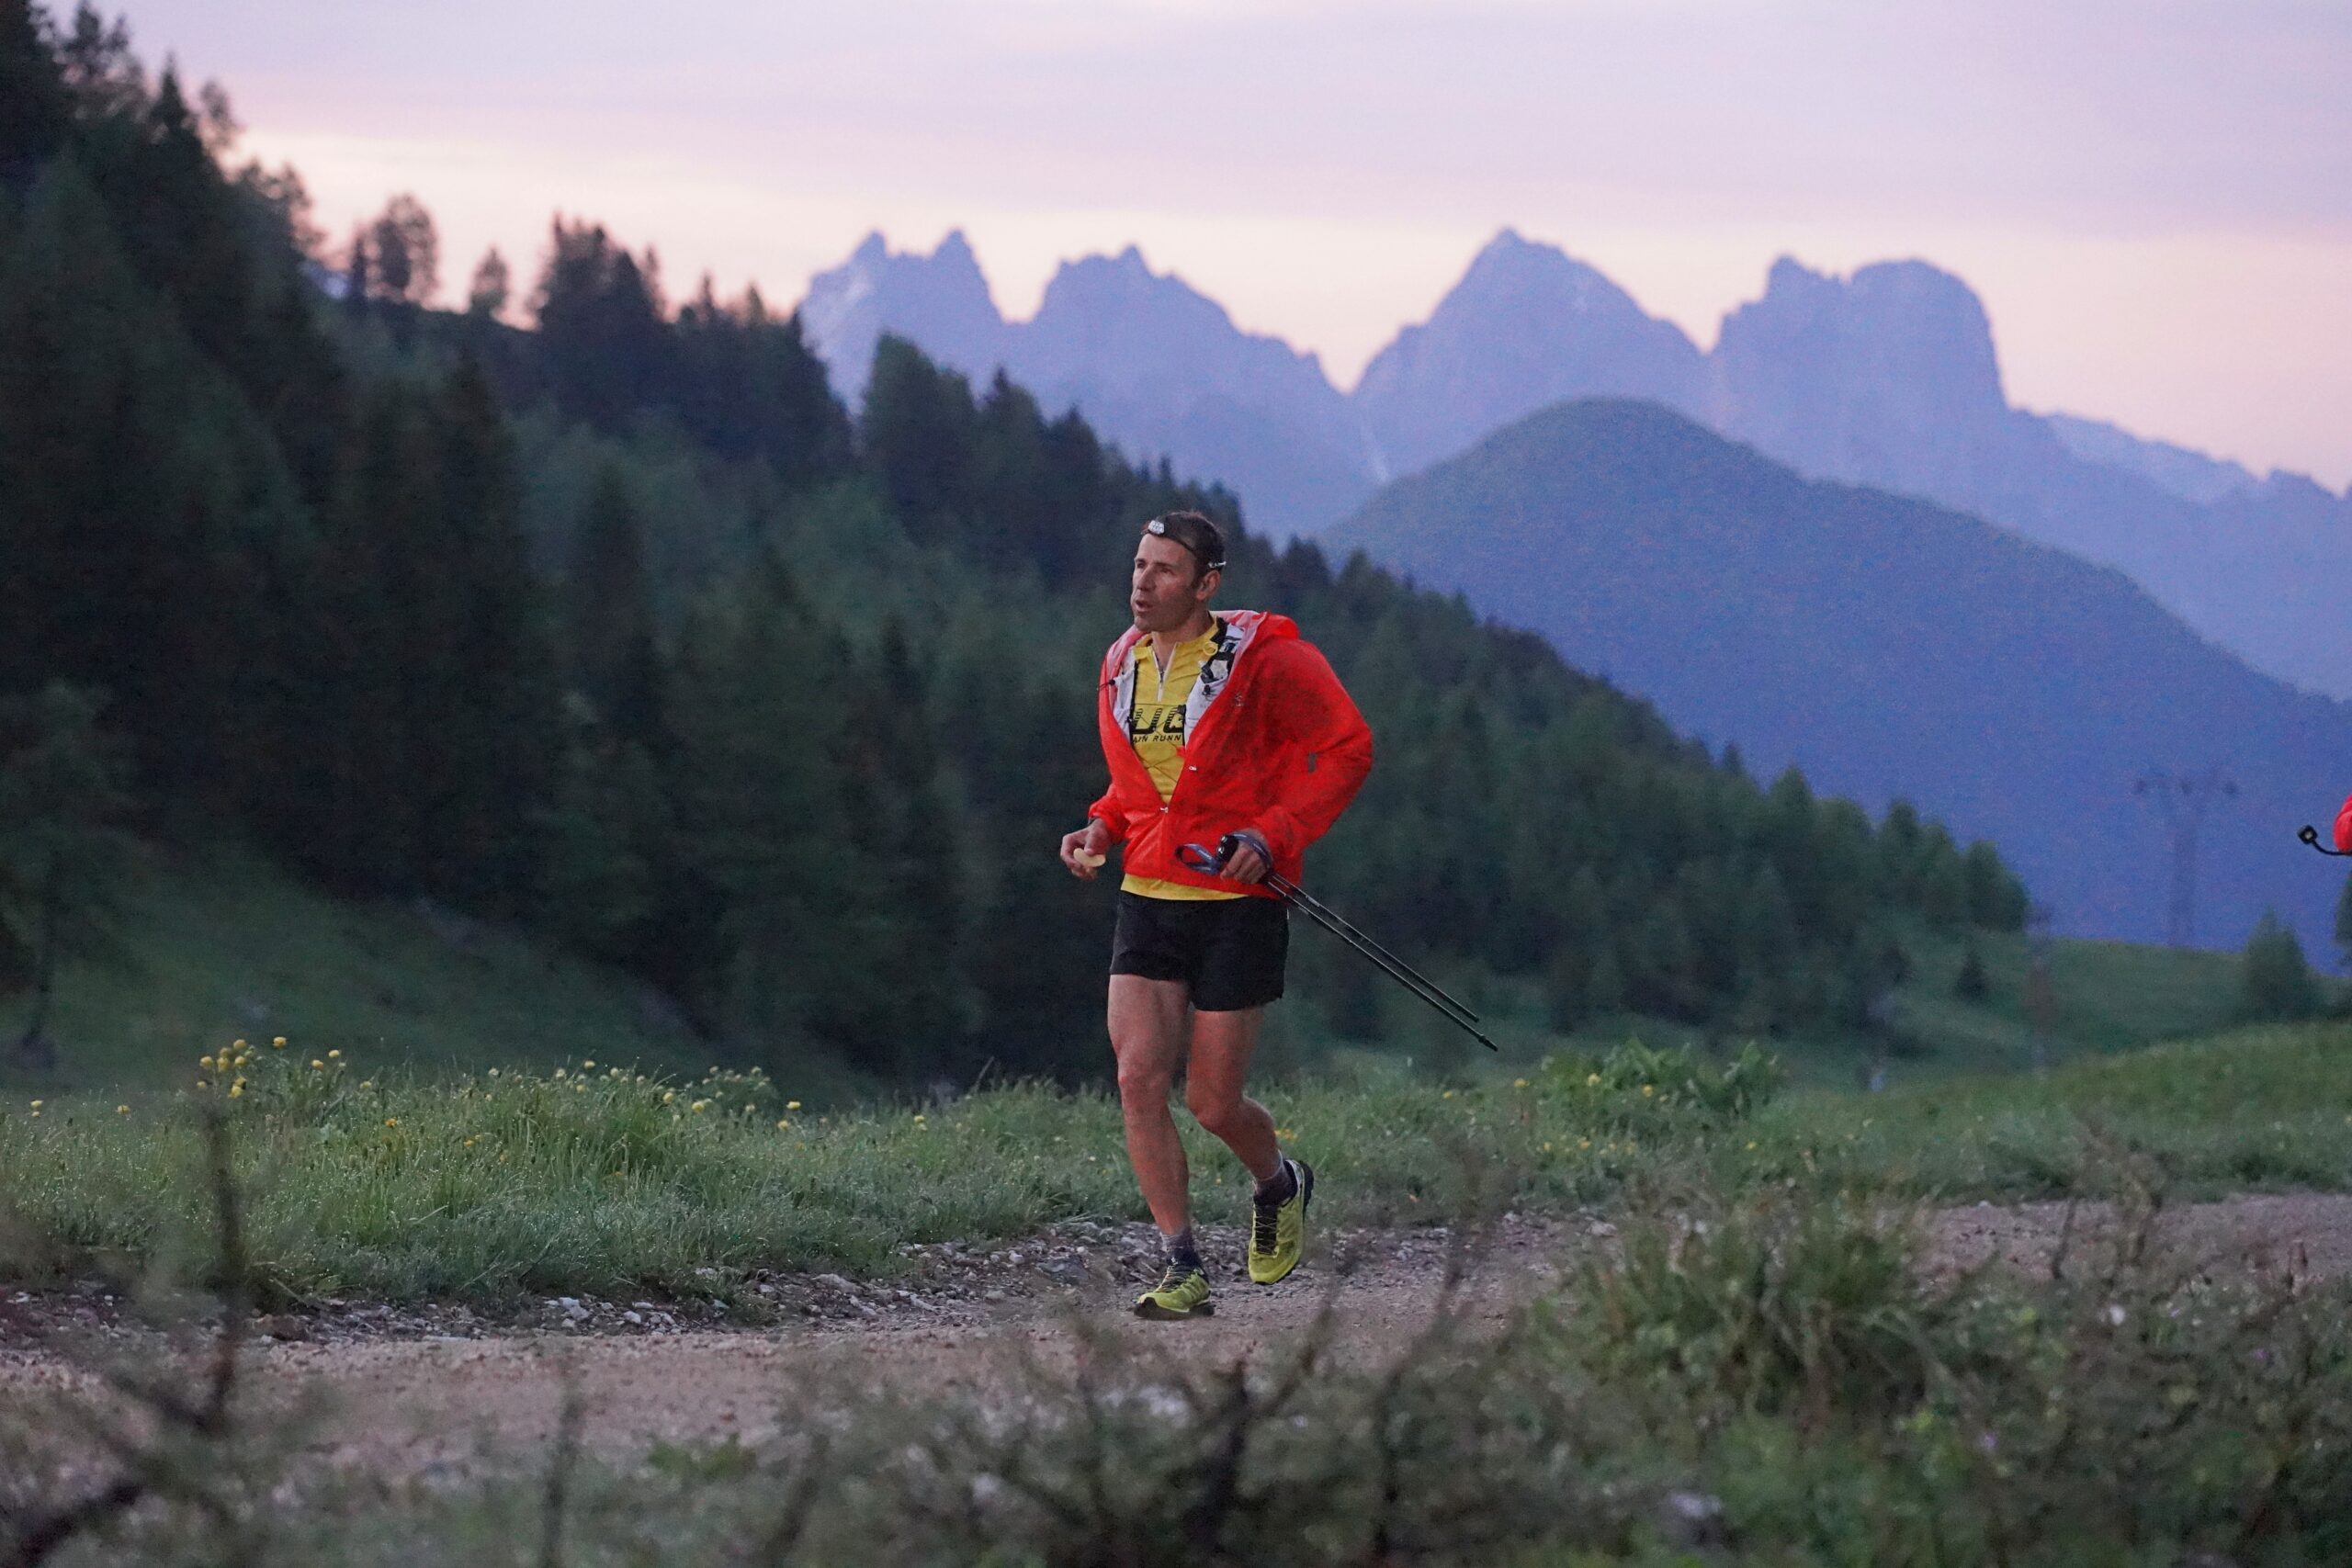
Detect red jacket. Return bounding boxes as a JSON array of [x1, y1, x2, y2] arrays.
[[1089, 610, 1374, 898]]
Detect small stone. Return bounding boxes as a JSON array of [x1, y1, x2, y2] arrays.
[[1589, 1221, 1618, 1238], [813, 1274, 854, 1293], [622, 1311, 644, 1325]]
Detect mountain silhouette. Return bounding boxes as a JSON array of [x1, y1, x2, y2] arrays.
[[793, 229, 2352, 697], [1328, 398, 2346, 949], [1353, 227, 1703, 483]]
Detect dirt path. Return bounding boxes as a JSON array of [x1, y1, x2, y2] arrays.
[[9, 1194, 2352, 1473]]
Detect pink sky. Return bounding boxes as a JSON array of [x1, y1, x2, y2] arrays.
[[121, 0, 2351, 488]]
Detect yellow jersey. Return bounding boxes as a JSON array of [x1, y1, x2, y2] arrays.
[[1122, 619, 1245, 901]]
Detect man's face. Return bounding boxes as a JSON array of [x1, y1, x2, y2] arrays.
[[1131, 533, 1214, 633]]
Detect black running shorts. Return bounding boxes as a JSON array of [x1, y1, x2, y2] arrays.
[[1109, 892, 1289, 1011]]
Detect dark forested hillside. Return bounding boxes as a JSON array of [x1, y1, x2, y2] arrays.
[[1329, 397, 2347, 953], [0, 3, 2027, 1086]]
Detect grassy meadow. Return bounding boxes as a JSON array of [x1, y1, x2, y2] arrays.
[[11, 1030, 2352, 1565], [4, 1018, 2347, 1306]]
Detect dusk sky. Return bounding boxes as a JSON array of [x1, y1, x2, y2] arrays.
[[120, 0, 2349, 488]]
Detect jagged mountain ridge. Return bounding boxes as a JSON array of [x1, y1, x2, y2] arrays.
[[792, 228, 2351, 695], [799, 232, 1374, 530]]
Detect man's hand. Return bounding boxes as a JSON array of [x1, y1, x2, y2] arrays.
[[1059, 818, 1114, 879], [1218, 829, 1270, 885]]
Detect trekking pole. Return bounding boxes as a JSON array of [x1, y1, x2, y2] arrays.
[[1179, 839, 1498, 1052]]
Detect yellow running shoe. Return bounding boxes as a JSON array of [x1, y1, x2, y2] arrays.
[[1134, 1264, 1214, 1320], [1248, 1158, 1315, 1284]]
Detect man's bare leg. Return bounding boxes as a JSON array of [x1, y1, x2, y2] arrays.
[[1184, 1006, 1281, 1183], [1109, 975, 1197, 1236]]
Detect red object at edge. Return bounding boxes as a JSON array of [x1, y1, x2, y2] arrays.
[[2335, 794, 2352, 853]]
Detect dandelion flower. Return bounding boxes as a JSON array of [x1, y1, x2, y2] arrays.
[[199, 1055, 215, 1070], [913, 1113, 928, 1123], [662, 1091, 676, 1104], [328, 1049, 342, 1060], [232, 1039, 247, 1050], [272, 1037, 287, 1047], [1586, 1073, 1601, 1088], [776, 1120, 791, 1131], [582, 1060, 595, 1069], [228, 1086, 243, 1099], [691, 1100, 707, 1113], [116, 1105, 129, 1115], [786, 1100, 801, 1111], [311, 1059, 323, 1069], [385, 1117, 399, 1127], [554, 1068, 566, 1079], [359, 1080, 372, 1089], [1441, 1089, 1454, 1100], [1513, 1078, 1529, 1089], [1641, 1085, 1655, 1098], [28, 1100, 40, 1110]]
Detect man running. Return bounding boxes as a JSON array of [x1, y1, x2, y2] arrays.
[[1058, 510, 1373, 1320]]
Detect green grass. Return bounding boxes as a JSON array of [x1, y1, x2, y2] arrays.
[[0, 845, 866, 1103], [5, 1021, 2349, 1305], [1279, 919, 2253, 1091], [1751, 1019, 2352, 1199]]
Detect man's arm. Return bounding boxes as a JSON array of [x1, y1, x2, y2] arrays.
[[1250, 639, 1373, 863]]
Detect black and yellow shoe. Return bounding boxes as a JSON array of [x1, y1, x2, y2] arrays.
[[1133, 1264, 1215, 1320], [1247, 1158, 1315, 1284]]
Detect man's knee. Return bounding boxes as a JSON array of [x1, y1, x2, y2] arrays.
[[1116, 1055, 1175, 1110], [1185, 1078, 1242, 1134]]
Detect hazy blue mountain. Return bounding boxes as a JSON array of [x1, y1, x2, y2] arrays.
[[1702, 255, 2352, 698], [1001, 246, 1374, 537], [1329, 398, 2347, 951], [2041, 411, 2260, 506], [798, 231, 1011, 406], [797, 235, 1373, 537], [1352, 227, 1704, 483]]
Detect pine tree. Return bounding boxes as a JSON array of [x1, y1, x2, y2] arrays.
[[2240, 910, 2324, 1022], [1954, 943, 1992, 1001], [860, 334, 976, 542], [565, 465, 666, 751], [0, 682, 135, 1067]]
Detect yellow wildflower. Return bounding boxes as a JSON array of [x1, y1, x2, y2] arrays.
[[199, 1055, 215, 1070], [28, 1100, 40, 1109], [1641, 1085, 1655, 1098], [384, 1117, 399, 1127], [311, 1059, 323, 1069], [1587, 1073, 1601, 1087], [690, 1100, 707, 1112], [1441, 1089, 1455, 1100], [1513, 1078, 1529, 1089], [776, 1120, 791, 1131], [582, 1059, 595, 1069], [786, 1100, 801, 1111], [228, 1086, 243, 1099], [232, 1039, 247, 1050], [272, 1037, 287, 1047], [116, 1105, 129, 1114], [328, 1049, 342, 1060], [662, 1091, 676, 1104]]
